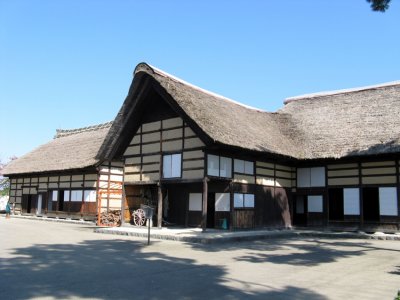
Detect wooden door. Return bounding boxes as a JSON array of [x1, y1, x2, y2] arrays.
[[293, 195, 307, 226]]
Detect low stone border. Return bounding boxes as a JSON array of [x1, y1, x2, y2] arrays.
[[5, 214, 95, 226], [94, 227, 400, 244]]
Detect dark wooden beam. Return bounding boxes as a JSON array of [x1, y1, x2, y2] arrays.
[[202, 177, 208, 232], [358, 162, 364, 228], [229, 182, 234, 231], [157, 183, 163, 229]]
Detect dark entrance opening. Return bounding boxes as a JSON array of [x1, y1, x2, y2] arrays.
[[207, 193, 215, 228], [293, 195, 307, 226], [362, 187, 380, 222], [26, 195, 32, 213], [58, 190, 65, 211], [328, 188, 344, 220]]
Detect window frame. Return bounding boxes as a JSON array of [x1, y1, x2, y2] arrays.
[[162, 152, 182, 179], [234, 159, 254, 175], [233, 193, 255, 209], [189, 193, 203, 211], [207, 154, 232, 178], [297, 167, 326, 188]]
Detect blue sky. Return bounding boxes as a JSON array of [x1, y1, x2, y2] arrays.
[[1, 0, 399, 162]]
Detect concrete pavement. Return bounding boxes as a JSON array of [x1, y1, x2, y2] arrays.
[[1, 216, 400, 299]]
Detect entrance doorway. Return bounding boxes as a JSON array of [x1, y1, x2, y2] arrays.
[[362, 187, 380, 221], [27, 195, 32, 213], [58, 190, 65, 211], [207, 193, 215, 228], [293, 195, 307, 225]]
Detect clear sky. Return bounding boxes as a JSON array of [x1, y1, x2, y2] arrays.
[[1, 0, 399, 162]]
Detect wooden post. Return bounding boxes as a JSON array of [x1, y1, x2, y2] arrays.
[[358, 162, 364, 228], [202, 177, 208, 232], [229, 182, 234, 231], [121, 184, 127, 225], [157, 183, 163, 229]]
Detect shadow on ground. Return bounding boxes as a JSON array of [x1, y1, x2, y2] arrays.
[[0, 239, 327, 299], [185, 238, 395, 267]]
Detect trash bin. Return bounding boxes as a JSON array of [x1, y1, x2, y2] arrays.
[[219, 218, 228, 230]]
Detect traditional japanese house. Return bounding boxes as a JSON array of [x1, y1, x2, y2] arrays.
[[3, 122, 124, 220], [4, 62, 400, 231]]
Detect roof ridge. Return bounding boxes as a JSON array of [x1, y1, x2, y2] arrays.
[[136, 62, 267, 113], [284, 80, 400, 104], [55, 121, 113, 139]]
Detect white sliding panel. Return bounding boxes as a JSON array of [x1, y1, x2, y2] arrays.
[[220, 156, 232, 178], [234, 193, 244, 208], [310, 167, 325, 187], [379, 187, 398, 216], [215, 193, 230, 211], [297, 168, 311, 187], [71, 190, 83, 202], [207, 155, 219, 177], [84, 190, 97, 202], [189, 193, 202, 211], [343, 188, 360, 215], [244, 194, 255, 208], [308, 195, 323, 213]]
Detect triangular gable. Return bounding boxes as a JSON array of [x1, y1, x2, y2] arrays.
[[97, 63, 213, 161]]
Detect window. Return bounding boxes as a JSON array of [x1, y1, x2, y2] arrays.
[[234, 193, 255, 208], [234, 159, 254, 175], [297, 167, 325, 187], [207, 155, 232, 178], [329, 188, 360, 220], [363, 187, 398, 220], [207, 155, 219, 176], [220, 157, 232, 178], [163, 153, 182, 178], [189, 193, 202, 211], [48, 190, 58, 211], [71, 190, 83, 202], [52, 190, 58, 202], [84, 190, 97, 202], [308, 195, 323, 212], [64, 190, 70, 202], [215, 193, 230, 211]]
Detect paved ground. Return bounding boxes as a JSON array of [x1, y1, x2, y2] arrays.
[[1, 217, 399, 299]]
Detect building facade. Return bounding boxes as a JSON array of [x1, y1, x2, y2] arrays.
[[4, 63, 400, 231]]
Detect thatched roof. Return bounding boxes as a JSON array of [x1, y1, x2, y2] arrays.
[[99, 63, 400, 161], [3, 122, 112, 176], [6, 63, 400, 176], [280, 81, 400, 159], [98, 63, 303, 160]]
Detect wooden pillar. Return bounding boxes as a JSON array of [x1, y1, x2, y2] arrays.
[[202, 177, 208, 232], [396, 159, 400, 229], [229, 182, 234, 231], [157, 183, 163, 229], [120, 184, 127, 225], [358, 162, 364, 228]]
